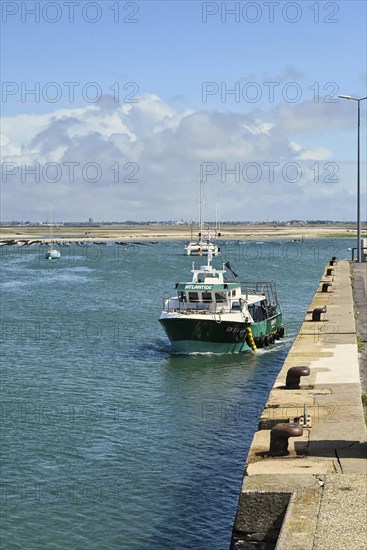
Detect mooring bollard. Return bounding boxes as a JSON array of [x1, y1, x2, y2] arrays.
[[312, 306, 327, 321], [285, 366, 310, 389], [326, 268, 334, 276], [269, 423, 303, 456], [321, 282, 331, 292]]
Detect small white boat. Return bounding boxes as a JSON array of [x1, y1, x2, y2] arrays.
[[185, 236, 220, 256], [184, 180, 220, 256], [45, 202, 61, 260], [46, 247, 61, 260]]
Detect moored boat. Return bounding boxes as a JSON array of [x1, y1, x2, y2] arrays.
[[184, 235, 221, 256], [45, 202, 61, 260], [184, 180, 220, 256], [45, 247, 61, 260], [159, 251, 284, 353]]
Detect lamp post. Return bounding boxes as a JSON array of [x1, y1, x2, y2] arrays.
[[338, 95, 367, 262]]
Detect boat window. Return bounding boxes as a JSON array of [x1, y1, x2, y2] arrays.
[[215, 292, 226, 303], [188, 292, 199, 302], [202, 292, 212, 302]]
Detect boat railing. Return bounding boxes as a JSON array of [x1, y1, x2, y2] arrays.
[[240, 281, 279, 308]]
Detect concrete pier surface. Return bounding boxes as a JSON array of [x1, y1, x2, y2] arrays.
[[352, 263, 367, 393], [231, 260, 367, 550]]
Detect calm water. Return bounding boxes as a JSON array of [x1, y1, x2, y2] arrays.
[[0, 238, 353, 549]]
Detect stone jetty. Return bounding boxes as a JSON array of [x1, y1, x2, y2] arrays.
[[231, 259, 367, 550]]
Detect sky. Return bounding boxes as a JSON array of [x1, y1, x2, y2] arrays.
[[1, 0, 366, 223]]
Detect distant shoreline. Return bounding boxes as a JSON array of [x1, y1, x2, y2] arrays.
[[1, 223, 366, 243]]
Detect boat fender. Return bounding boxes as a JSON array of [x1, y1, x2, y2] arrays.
[[245, 327, 257, 351]]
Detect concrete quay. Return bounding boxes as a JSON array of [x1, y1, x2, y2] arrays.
[[352, 263, 367, 393], [231, 259, 367, 550]]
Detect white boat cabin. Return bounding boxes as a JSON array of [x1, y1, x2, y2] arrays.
[[164, 260, 274, 321]]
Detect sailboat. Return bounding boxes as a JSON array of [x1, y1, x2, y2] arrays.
[[45, 202, 61, 260], [184, 181, 220, 256]]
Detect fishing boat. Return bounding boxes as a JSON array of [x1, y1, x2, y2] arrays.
[[184, 181, 220, 256], [45, 202, 61, 260], [159, 249, 284, 353]]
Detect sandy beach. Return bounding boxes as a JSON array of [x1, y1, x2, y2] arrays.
[[0, 223, 366, 243]]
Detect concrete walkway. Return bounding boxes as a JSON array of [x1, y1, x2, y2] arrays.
[[231, 260, 367, 550], [352, 263, 367, 393]]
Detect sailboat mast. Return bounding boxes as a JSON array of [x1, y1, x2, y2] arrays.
[[199, 180, 204, 233], [50, 201, 53, 243], [215, 201, 221, 236]]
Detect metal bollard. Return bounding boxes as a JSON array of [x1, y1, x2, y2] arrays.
[[322, 282, 331, 292], [326, 268, 334, 276], [312, 306, 327, 321], [285, 366, 310, 389], [269, 423, 303, 456]]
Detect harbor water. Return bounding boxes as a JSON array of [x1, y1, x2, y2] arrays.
[[0, 238, 354, 549]]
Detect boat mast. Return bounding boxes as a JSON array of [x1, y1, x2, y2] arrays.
[[215, 201, 221, 236], [49, 201, 54, 244], [199, 180, 204, 235]]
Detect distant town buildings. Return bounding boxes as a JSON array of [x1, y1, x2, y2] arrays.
[[1, 219, 364, 227]]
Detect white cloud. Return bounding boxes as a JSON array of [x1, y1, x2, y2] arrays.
[[1, 93, 364, 221], [275, 100, 354, 133], [296, 147, 332, 161]]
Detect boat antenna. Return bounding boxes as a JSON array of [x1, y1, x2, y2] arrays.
[[224, 260, 238, 278], [207, 241, 213, 266]]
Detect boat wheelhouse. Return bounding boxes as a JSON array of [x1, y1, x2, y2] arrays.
[[159, 253, 284, 353]]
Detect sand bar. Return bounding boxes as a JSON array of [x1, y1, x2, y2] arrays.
[[1, 223, 366, 243]]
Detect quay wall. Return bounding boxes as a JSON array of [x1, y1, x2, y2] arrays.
[[230, 259, 367, 550]]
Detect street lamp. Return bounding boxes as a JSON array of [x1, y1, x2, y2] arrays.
[[338, 94, 367, 262]]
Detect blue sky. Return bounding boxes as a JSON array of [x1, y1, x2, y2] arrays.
[[1, 0, 366, 222]]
